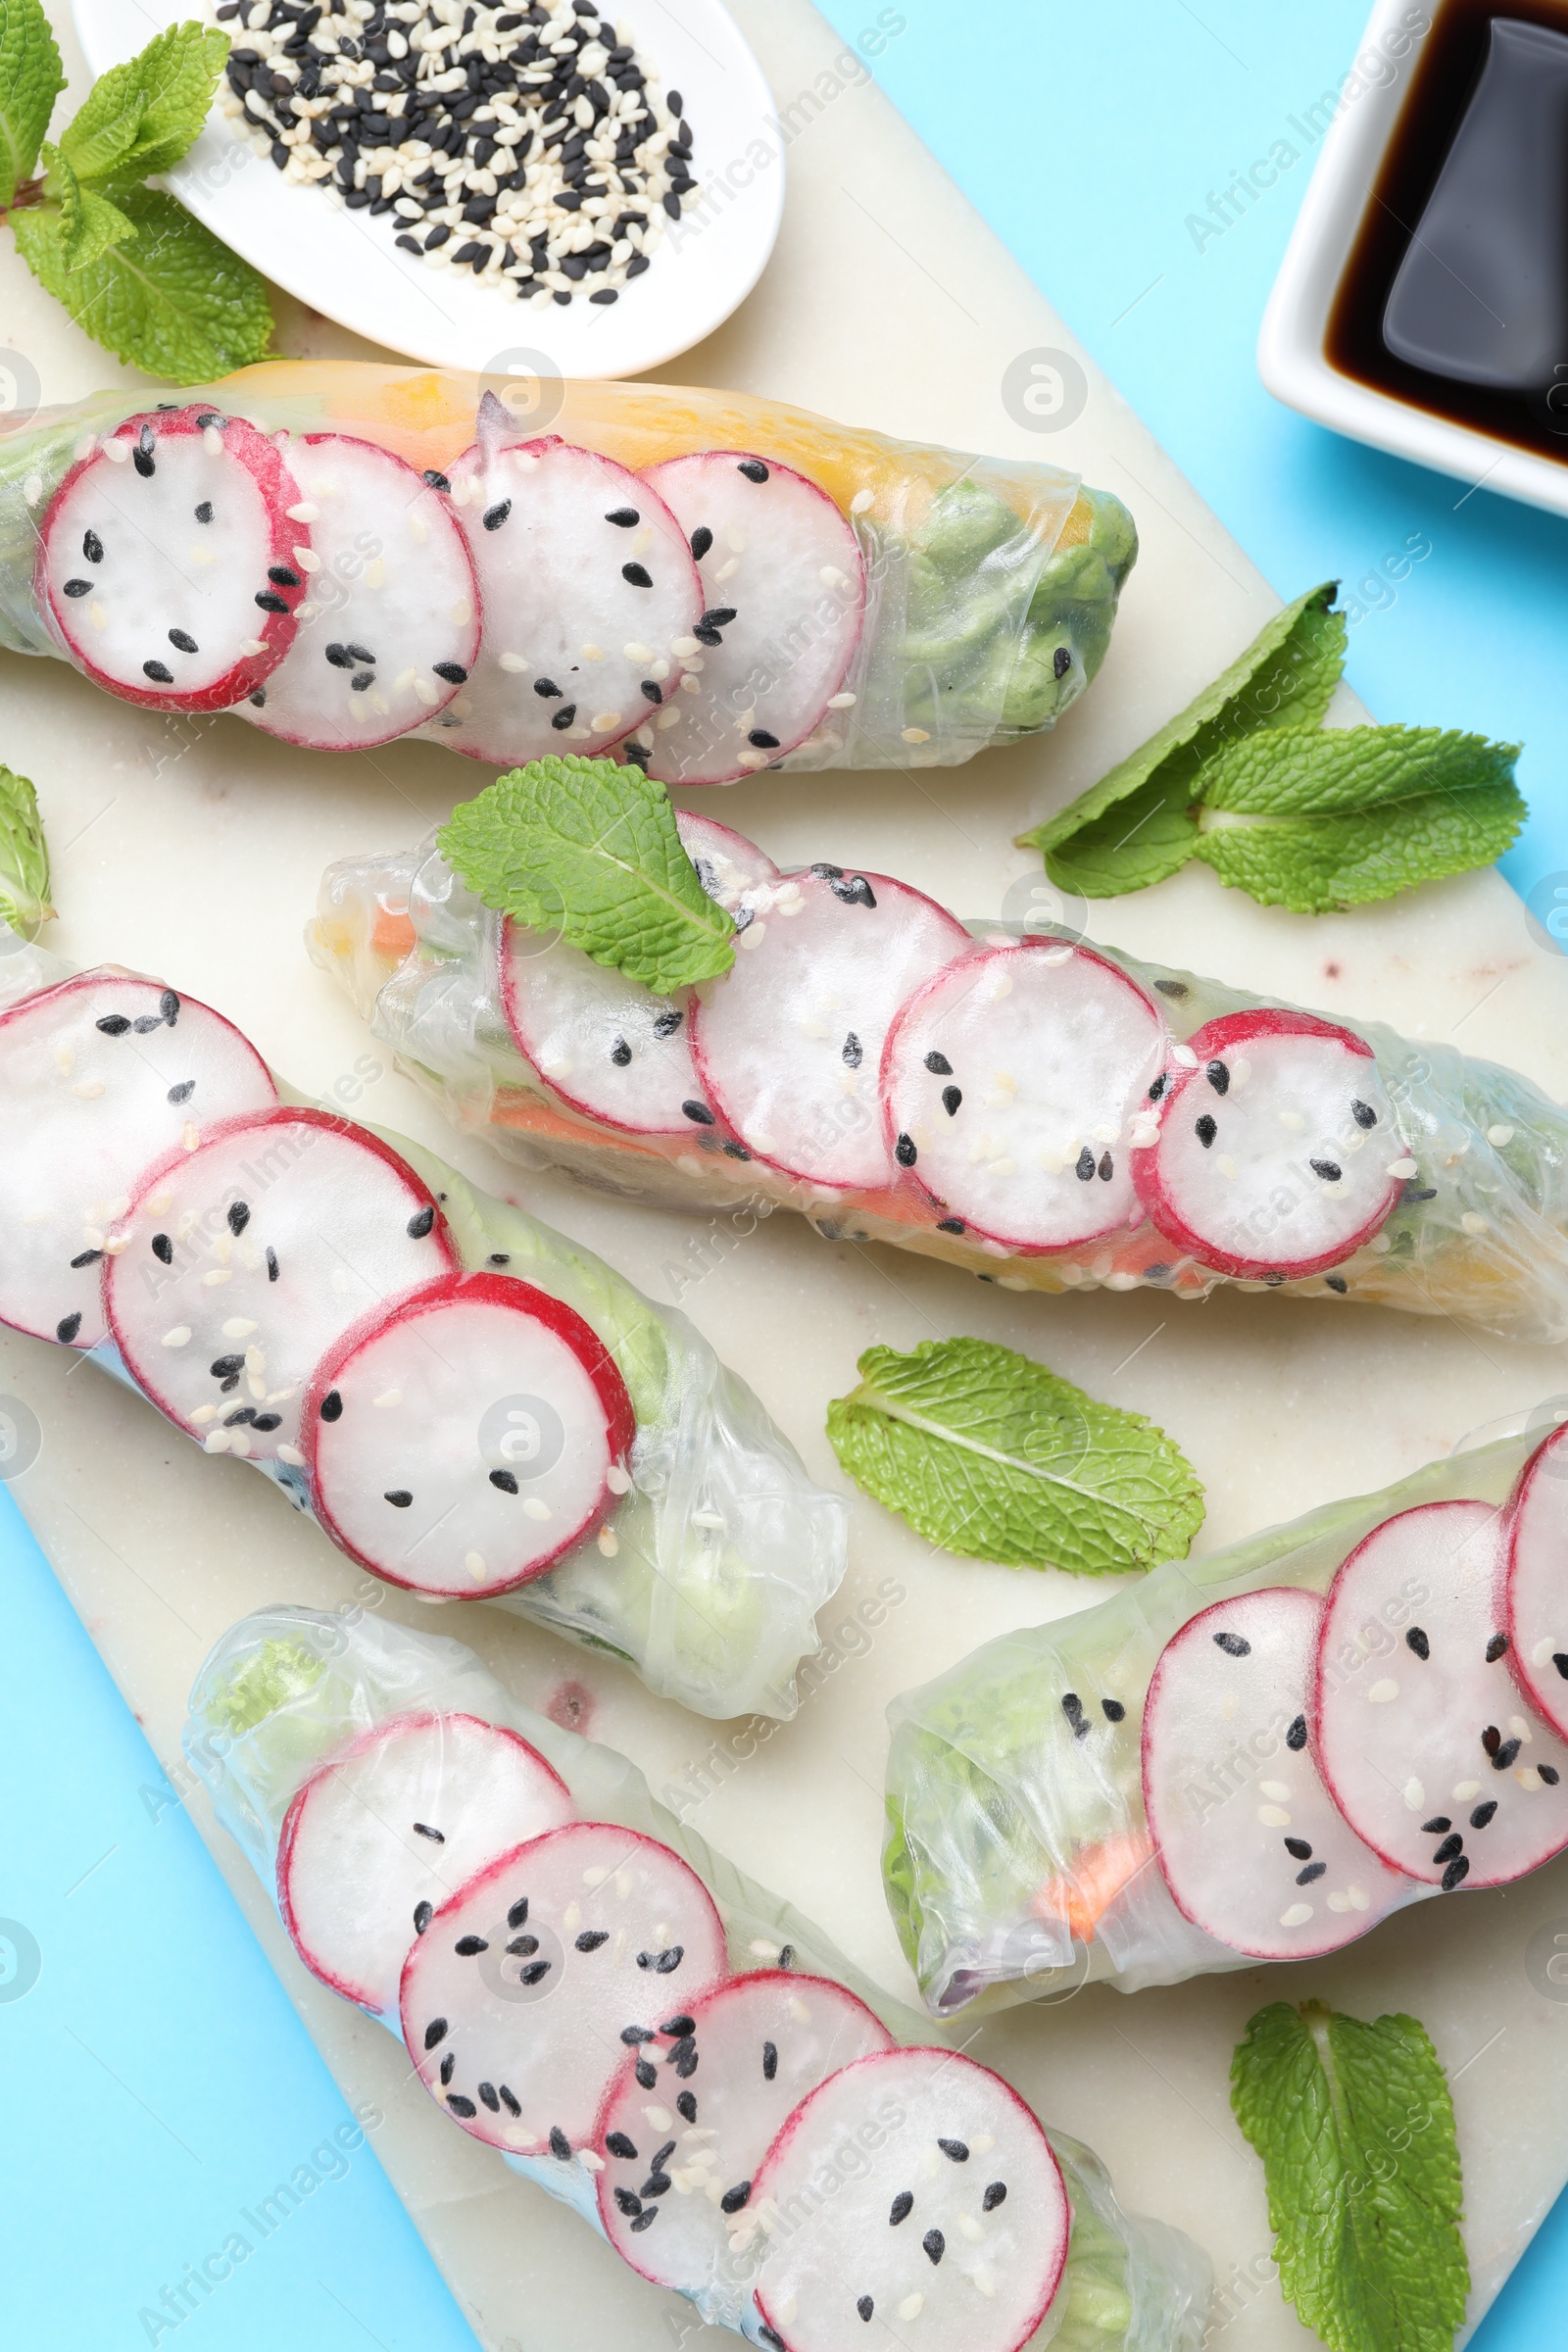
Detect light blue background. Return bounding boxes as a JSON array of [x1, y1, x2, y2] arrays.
[[817, 8, 1568, 2339], [7, 5, 1568, 2344]]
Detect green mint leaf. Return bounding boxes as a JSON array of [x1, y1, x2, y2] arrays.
[[0, 763, 52, 936], [824, 1336, 1204, 1574], [0, 0, 64, 205], [439, 757, 735, 995], [1019, 581, 1344, 886], [12, 184, 271, 381], [1036, 769, 1200, 901], [1232, 1999, 1468, 2352], [1190, 727, 1525, 913], [59, 20, 226, 185], [45, 144, 136, 270]]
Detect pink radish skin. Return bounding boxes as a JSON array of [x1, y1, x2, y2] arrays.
[[594, 1969, 893, 2293], [1314, 1498, 1568, 1889], [0, 973, 276, 1350], [37, 407, 307, 711], [673, 808, 780, 910], [1504, 1424, 1568, 1739], [638, 453, 864, 786], [439, 434, 702, 766], [105, 1106, 456, 1462], [691, 866, 970, 1193], [1143, 1586, 1410, 1961], [238, 433, 479, 750], [277, 1709, 573, 2014], [399, 1820, 729, 2157], [302, 1269, 635, 1597], [881, 939, 1166, 1253], [750, 2046, 1069, 2352], [1132, 1008, 1401, 1280]]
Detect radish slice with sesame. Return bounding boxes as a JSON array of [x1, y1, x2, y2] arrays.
[[400, 1820, 728, 2157], [750, 2047, 1069, 2352], [674, 808, 780, 912], [595, 1970, 893, 2296], [692, 867, 969, 1192], [237, 435, 478, 751], [499, 922, 721, 1142], [0, 974, 276, 1350], [637, 453, 865, 786], [36, 407, 308, 710], [105, 1107, 455, 1464], [1314, 1499, 1568, 1888], [436, 432, 702, 766], [303, 1269, 634, 1596], [1504, 1423, 1568, 1739], [1143, 1587, 1411, 1960], [881, 939, 1166, 1251], [1132, 1009, 1402, 1279], [277, 1710, 574, 2016]]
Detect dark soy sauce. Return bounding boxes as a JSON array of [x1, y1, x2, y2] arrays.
[[1326, 0, 1568, 460]]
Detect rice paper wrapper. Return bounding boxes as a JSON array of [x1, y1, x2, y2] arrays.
[[885, 1412, 1568, 2013], [0, 360, 1134, 770], [186, 1602, 1212, 2349], [2, 933, 844, 1722], [312, 835, 1568, 1343]]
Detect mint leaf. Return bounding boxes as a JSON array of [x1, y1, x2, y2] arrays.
[[59, 20, 226, 186], [0, 763, 51, 936], [46, 144, 135, 270], [12, 184, 271, 380], [440, 757, 736, 995], [1020, 582, 1344, 893], [0, 0, 64, 205], [1232, 1999, 1468, 2352], [1191, 727, 1524, 914], [825, 1336, 1204, 1574]]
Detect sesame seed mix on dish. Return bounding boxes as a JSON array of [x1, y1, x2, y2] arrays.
[[214, 0, 699, 305]]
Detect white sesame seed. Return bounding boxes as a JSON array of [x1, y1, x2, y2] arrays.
[[162, 1326, 193, 1348]]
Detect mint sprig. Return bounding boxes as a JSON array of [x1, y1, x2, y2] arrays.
[[440, 757, 736, 996], [1232, 1999, 1468, 2352], [1020, 583, 1525, 913], [0, 763, 52, 937], [0, 8, 272, 380], [825, 1336, 1203, 1574]]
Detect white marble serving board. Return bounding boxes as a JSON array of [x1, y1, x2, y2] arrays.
[[7, 3, 1568, 2347]]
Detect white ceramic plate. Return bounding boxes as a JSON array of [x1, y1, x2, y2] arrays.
[[71, 0, 784, 379], [1257, 0, 1568, 521]]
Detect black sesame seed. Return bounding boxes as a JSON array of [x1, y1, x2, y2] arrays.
[[1421, 1817, 1451, 1834], [701, 607, 737, 628], [895, 1133, 917, 1167], [1075, 1145, 1096, 1181], [549, 2125, 571, 2160], [923, 1050, 952, 1075], [761, 2039, 777, 2081], [551, 704, 577, 730], [210, 1354, 245, 1380], [681, 1100, 715, 1125], [385, 1490, 414, 1508], [1406, 1626, 1430, 1660], [446, 2094, 476, 2118], [720, 2180, 751, 2213], [1351, 1100, 1378, 1129], [1060, 1692, 1088, 1740], [133, 443, 156, 478], [408, 1204, 436, 1239], [423, 2017, 448, 2050], [1442, 1854, 1470, 1891], [1433, 1833, 1463, 1865], [266, 1248, 279, 1282], [433, 662, 468, 684], [748, 728, 780, 749], [477, 2082, 501, 2113], [937, 1216, 966, 1234], [518, 1958, 552, 1984], [639, 679, 662, 704], [607, 2131, 638, 2159], [96, 1014, 131, 1036], [942, 1085, 961, 1115], [167, 1079, 195, 1104], [320, 1391, 343, 1422], [83, 530, 104, 562], [1196, 1113, 1217, 1148], [653, 1008, 683, 1038], [843, 1032, 862, 1068], [1310, 1157, 1343, 1182], [690, 525, 713, 560], [483, 500, 512, 531], [622, 562, 653, 587], [70, 1248, 102, 1269], [889, 2190, 913, 2225], [575, 1929, 610, 1951], [858, 2295, 874, 2323], [508, 1896, 528, 1929], [676, 2090, 698, 2122], [489, 1469, 519, 1494], [605, 506, 639, 526], [455, 1934, 488, 1957], [268, 565, 301, 588], [1296, 1861, 1326, 1884], [1054, 646, 1072, 678], [256, 591, 289, 613], [613, 2186, 642, 2217], [151, 1235, 173, 1265], [983, 2180, 1007, 2211], [142, 660, 174, 683], [1494, 1737, 1522, 1771], [1285, 1838, 1313, 1860], [1102, 1697, 1126, 1722], [508, 1935, 538, 1958], [63, 578, 91, 597], [1486, 1632, 1509, 1661], [253, 1414, 281, 1433], [1212, 1631, 1251, 1657], [1098, 1150, 1114, 1180], [629, 2209, 658, 2232], [1543, 1765, 1562, 1785], [1470, 1800, 1498, 1829], [1483, 1725, 1502, 1755], [922, 2229, 945, 2266], [937, 2137, 969, 2162], [634, 2056, 657, 2088], [169, 628, 198, 655], [423, 469, 452, 491], [1325, 1274, 1348, 1294], [414, 1821, 445, 1842], [738, 459, 768, 482], [641, 2170, 672, 2196], [1206, 1059, 1230, 1095]]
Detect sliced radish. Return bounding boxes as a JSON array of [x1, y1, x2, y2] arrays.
[[237, 434, 478, 750], [750, 2047, 1068, 2352], [1505, 1424, 1568, 1738], [500, 923, 718, 1141], [674, 808, 780, 913], [1143, 1587, 1410, 1959], [277, 1709, 574, 2015], [638, 453, 864, 786], [0, 974, 276, 1350], [1314, 1499, 1568, 1888], [400, 1821, 728, 2156], [105, 1107, 455, 1462], [881, 940, 1167, 1251], [303, 1270, 634, 1596], [692, 868, 969, 1192], [595, 1970, 893, 2295], [1133, 1010, 1401, 1279], [36, 406, 307, 710], [437, 433, 702, 765]]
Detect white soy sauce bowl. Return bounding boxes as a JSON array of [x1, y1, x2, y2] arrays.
[[71, 0, 784, 377]]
